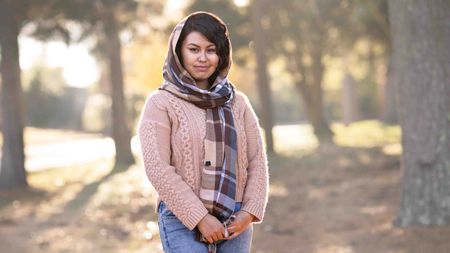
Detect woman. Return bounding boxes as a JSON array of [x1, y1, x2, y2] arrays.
[[138, 11, 268, 253]]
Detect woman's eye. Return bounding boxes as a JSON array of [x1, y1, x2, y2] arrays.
[[189, 48, 199, 52], [207, 48, 216, 53]]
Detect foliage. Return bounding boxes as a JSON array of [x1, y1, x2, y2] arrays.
[[182, 0, 392, 134], [124, 34, 167, 93]]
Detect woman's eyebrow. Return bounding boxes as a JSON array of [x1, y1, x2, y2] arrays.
[[186, 42, 215, 47]]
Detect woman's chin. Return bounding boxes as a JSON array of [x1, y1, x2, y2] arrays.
[[193, 76, 210, 83]]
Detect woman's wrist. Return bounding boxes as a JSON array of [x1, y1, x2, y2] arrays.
[[239, 210, 256, 223]]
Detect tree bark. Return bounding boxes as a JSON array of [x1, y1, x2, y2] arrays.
[[250, 0, 274, 154], [341, 72, 359, 125], [102, 10, 135, 167], [291, 43, 334, 144], [309, 45, 333, 143], [381, 58, 398, 124], [389, 0, 450, 226], [0, 0, 28, 189]]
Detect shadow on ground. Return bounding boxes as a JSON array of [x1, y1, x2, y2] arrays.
[[1, 144, 450, 253], [251, 144, 450, 253]]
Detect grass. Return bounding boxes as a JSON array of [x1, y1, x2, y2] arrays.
[[0, 127, 102, 147], [332, 120, 401, 147], [273, 120, 401, 156]]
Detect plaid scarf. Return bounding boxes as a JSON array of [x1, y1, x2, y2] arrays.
[[159, 12, 237, 223]]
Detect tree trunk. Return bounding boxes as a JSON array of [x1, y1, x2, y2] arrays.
[[389, 0, 450, 226], [341, 72, 359, 125], [291, 43, 334, 144], [381, 58, 398, 124], [309, 46, 333, 143], [294, 77, 334, 144], [250, 0, 274, 154], [301, 89, 334, 143], [103, 10, 135, 167], [0, 0, 28, 189]]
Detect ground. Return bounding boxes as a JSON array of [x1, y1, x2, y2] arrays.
[[1, 122, 450, 253]]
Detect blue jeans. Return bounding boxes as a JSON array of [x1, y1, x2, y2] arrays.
[[158, 201, 253, 253]]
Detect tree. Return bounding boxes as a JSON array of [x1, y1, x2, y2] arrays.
[[389, 0, 450, 226], [352, 0, 395, 123], [268, 0, 353, 143], [96, 1, 135, 166], [74, 0, 164, 166], [187, 0, 252, 53], [249, 0, 274, 154], [0, 0, 28, 189], [27, 0, 164, 166], [341, 71, 359, 125]]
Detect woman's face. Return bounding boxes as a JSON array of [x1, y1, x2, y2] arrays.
[[180, 31, 219, 87]]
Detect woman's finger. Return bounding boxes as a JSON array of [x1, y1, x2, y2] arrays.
[[211, 234, 217, 242], [224, 225, 241, 240], [225, 230, 241, 240], [227, 224, 240, 234], [215, 231, 224, 241], [206, 235, 214, 244]]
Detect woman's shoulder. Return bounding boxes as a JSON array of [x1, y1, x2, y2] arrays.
[[233, 90, 252, 110], [144, 89, 175, 109], [145, 89, 172, 101]]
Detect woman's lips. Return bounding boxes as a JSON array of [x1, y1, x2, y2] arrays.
[[194, 66, 209, 72]]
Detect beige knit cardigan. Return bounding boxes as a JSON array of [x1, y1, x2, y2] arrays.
[[137, 89, 269, 231]]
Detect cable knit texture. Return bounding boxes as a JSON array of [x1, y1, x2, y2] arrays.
[[138, 89, 269, 230]]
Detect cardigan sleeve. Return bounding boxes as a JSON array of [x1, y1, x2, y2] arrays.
[[137, 93, 208, 230], [240, 94, 269, 223]]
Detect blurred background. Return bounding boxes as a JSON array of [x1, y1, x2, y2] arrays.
[[1, 0, 449, 252]]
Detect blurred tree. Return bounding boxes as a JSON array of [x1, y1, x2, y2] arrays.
[[124, 35, 166, 94], [382, 53, 397, 124], [350, 0, 395, 123], [0, 0, 28, 189], [267, 0, 355, 143], [25, 0, 165, 166], [96, 1, 135, 166], [249, 0, 274, 153], [188, 0, 251, 55], [24, 66, 71, 128], [341, 71, 359, 124], [187, 0, 395, 145], [389, 0, 450, 226], [26, 73, 55, 126]]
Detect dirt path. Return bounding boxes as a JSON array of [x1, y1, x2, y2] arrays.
[[1, 144, 450, 252], [252, 146, 450, 253]]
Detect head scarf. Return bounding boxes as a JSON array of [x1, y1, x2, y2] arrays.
[[159, 12, 237, 223]]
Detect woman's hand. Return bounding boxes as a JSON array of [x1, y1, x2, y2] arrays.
[[197, 214, 225, 243], [224, 211, 254, 240]]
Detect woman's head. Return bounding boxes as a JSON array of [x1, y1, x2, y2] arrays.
[[175, 12, 231, 87]]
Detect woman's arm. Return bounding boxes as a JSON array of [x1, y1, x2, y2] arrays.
[[138, 94, 208, 230], [240, 94, 269, 223], [225, 94, 269, 240]]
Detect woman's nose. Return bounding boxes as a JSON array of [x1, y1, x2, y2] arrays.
[[198, 51, 207, 62]]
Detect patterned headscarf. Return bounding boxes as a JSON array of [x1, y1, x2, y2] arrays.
[[159, 12, 237, 223]]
